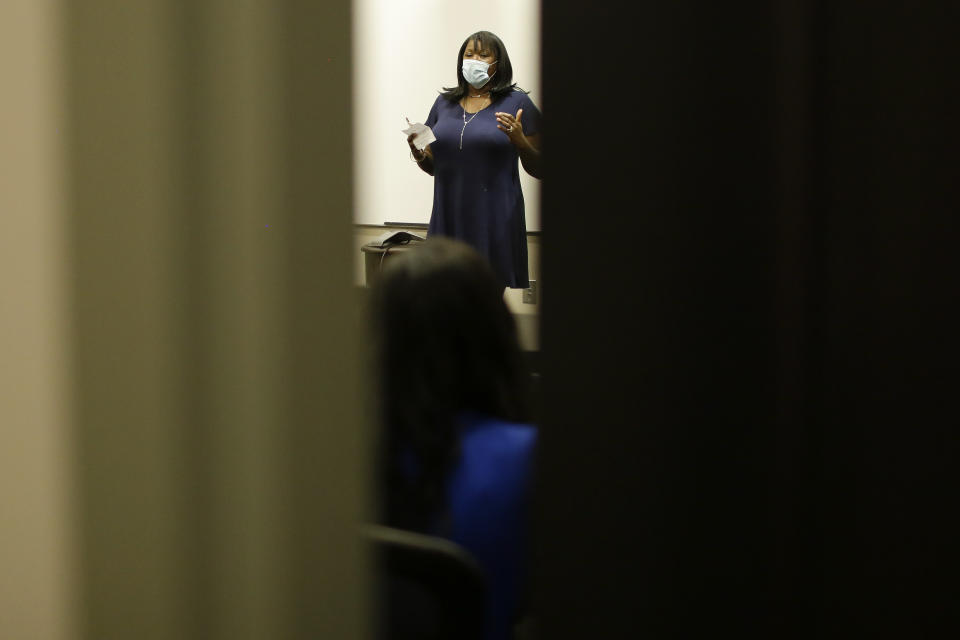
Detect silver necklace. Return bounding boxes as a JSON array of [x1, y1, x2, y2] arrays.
[[460, 105, 481, 150]]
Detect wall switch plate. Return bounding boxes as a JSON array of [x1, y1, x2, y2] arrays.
[[522, 280, 537, 304]]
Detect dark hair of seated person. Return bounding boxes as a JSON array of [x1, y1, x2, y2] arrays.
[[370, 237, 530, 531]]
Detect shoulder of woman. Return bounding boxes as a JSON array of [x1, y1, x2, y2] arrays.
[[517, 90, 538, 107], [505, 89, 536, 108], [431, 94, 455, 113]]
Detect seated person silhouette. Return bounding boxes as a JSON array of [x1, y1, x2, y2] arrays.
[[370, 237, 537, 640]]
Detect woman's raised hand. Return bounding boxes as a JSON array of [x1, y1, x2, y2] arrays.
[[496, 108, 525, 144]]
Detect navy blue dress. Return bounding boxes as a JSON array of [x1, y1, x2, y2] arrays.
[[425, 91, 542, 288]]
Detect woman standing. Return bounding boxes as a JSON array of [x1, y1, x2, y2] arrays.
[[408, 31, 542, 289]]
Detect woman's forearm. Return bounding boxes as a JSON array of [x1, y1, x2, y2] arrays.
[[416, 148, 435, 176], [518, 140, 541, 179]]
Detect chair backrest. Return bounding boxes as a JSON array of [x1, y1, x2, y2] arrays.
[[363, 524, 487, 640]]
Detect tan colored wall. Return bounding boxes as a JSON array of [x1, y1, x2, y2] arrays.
[[63, 1, 368, 637], [2, 1, 368, 639], [0, 2, 75, 639]]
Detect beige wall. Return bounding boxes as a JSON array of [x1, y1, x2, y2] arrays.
[[64, 1, 367, 637], [2, 1, 367, 639], [0, 1, 75, 639]]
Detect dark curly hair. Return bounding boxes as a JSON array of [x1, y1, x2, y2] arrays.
[[370, 238, 530, 531], [441, 30, 528, 103]]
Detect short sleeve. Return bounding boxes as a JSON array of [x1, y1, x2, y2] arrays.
[[425, 97, 440, 128], [517, 93, 542, 137]]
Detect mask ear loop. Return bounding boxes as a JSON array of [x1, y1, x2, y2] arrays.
[[483, 60, 497, 87]]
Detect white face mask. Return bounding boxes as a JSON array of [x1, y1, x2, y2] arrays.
[[462, 58, 497, 89]]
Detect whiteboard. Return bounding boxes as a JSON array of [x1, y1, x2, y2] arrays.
[[352, 0, 541, 230]]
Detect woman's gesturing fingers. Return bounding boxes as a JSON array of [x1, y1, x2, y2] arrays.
[[495, 109, 525, 142]]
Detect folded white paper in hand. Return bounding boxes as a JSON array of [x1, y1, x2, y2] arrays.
[[402, 117, 436, 150]]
